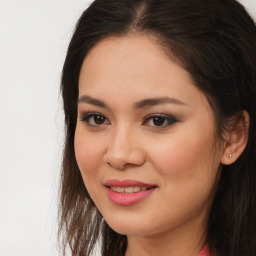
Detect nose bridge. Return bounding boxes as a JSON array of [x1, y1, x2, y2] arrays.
[[113, 122, 134, 147], [104, 123, 145, 169]]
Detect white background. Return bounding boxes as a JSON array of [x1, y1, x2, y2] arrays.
[[0, 1, 255, 256]]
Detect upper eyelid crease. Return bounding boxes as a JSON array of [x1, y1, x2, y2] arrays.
[[79, 112, 110, 125], [77, 95, 188, 109], [79, 112, 177, 128], [143, 114, 178, 125]]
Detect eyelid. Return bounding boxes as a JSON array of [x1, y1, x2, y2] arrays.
[[78, 111, 110, 126], [78, 111, 178, 128], [142, 113, 178, 127]]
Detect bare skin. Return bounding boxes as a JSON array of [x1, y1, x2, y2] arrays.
[[75, 34, 249, 256]]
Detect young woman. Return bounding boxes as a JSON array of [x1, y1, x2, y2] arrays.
[[58, 0, 256, 255]]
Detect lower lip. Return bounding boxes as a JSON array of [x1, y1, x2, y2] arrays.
[[105, 187, 156, 206]]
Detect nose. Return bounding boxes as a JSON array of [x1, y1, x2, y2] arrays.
[[103, 127, 146, 170]]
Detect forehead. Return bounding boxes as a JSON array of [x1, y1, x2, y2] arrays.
[[79, 35, 192, 83], [78, 35, 208, 110]]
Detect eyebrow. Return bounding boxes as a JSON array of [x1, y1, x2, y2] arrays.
[[133, 97, 188, 108], [77, 95, 188, 109], [78, 95, 108, 108]]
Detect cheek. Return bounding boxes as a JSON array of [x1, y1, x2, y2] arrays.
[[149, 124, 219, 197], [152, 134, 212, 170], [156, 139, 212, 175], [74, 127, 109, 209], [74, 127, 105, 182], [143, 131, 220, 231]]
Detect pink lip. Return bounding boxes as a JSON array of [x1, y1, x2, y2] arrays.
[[104, 179, 157, 206], [104, 179, 156, 188]]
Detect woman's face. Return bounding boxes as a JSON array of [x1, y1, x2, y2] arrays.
[[75, 35, 223, 238]]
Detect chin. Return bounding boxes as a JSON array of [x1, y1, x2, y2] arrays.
[[104, 213, 171, 237], [103, 213, 151, 236]]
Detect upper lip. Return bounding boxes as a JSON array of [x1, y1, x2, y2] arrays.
[[104, 179, 157, 188]]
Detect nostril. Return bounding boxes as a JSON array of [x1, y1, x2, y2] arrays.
[[103, 140, 146, 169]]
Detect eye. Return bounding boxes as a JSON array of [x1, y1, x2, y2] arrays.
[[79, 112, 110, 126], [143, 114, 177, 128]]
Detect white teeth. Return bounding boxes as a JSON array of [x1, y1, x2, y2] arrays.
[[134, 186, 140, 192], [110, 186, 149, 193], [116, 187, 125, 193], [124, 187, 134, 193]]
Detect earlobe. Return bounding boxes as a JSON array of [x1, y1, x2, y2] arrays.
[[221, 110, 250, 165]]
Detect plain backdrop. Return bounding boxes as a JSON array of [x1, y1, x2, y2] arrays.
[[0, 1, 255, 256]]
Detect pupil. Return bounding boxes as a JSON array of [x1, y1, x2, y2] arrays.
[[94, 115, 105, 124], [153, 117, 164, 126]]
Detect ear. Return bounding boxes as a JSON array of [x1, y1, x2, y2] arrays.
[[221, 110, 250, 165]]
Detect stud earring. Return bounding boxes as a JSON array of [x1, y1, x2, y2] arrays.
[[229, 154, 232, 157]]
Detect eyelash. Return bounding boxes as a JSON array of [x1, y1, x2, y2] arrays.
[[78, 112, 178, 128], [79, 112, 110, 126], [143, 113, 178, 128]]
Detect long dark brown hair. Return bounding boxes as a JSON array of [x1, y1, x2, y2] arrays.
[[58, 0, 256, 255]]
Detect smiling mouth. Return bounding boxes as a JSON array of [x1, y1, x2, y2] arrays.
[[104, 179, 157, 194], [104, 179, 157, 205], [108, 186, 150, 194]]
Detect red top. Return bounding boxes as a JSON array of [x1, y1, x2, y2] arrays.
[[198, 245, 211, 256]]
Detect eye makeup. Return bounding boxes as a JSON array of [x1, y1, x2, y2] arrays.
[[78, 111, 178, 129]]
